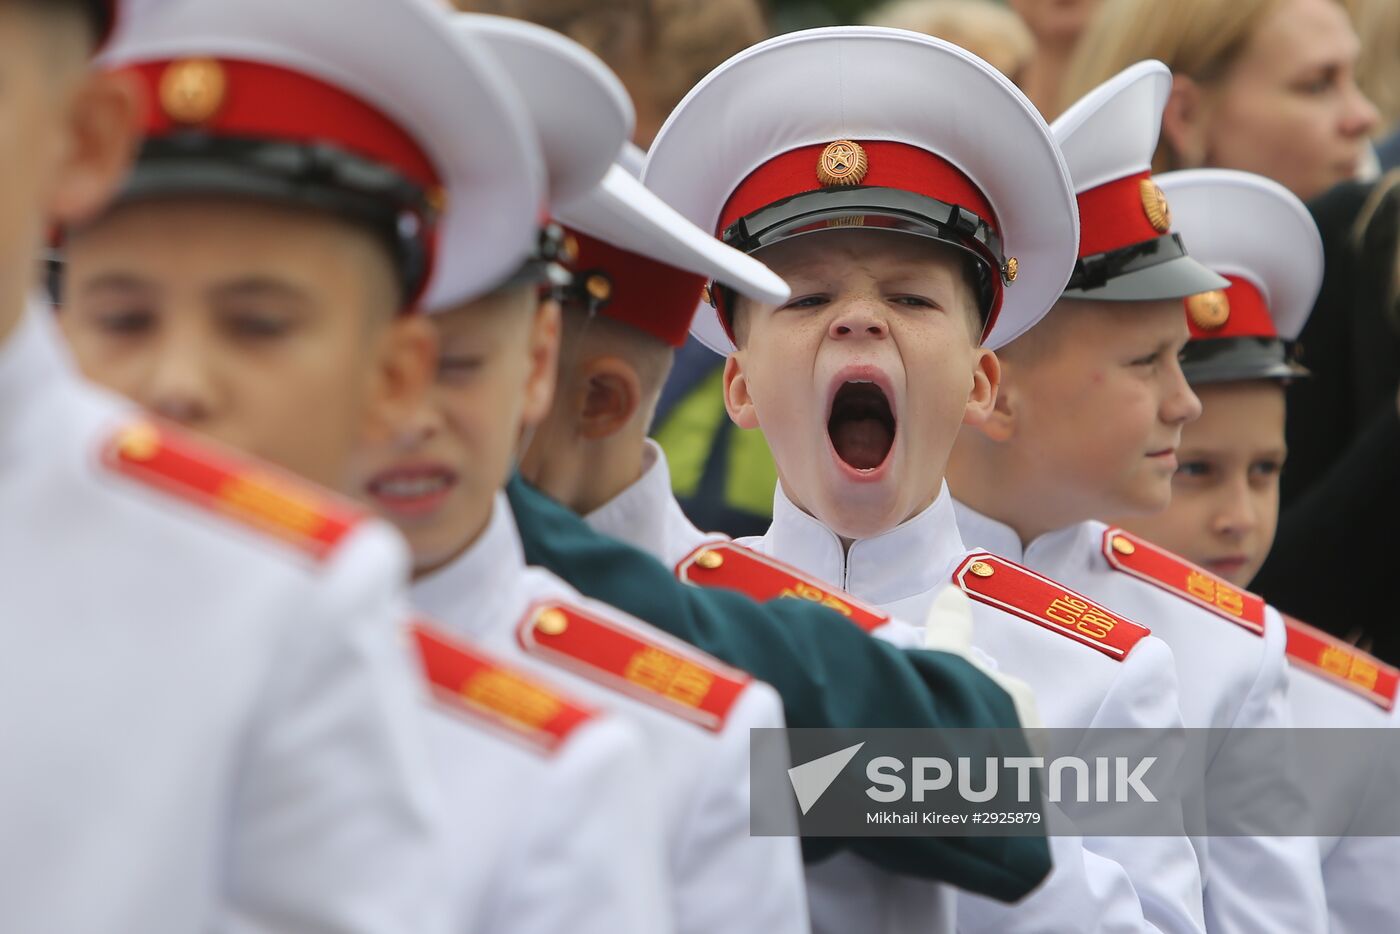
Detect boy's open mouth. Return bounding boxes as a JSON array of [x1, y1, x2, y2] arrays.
[[828, 380, 896, 471]]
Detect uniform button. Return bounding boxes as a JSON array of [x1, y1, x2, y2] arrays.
[[696, 550, 724, 570], [969, 560, 995, 578], [535, 608, 569, 636], [1111, 536, 1137, 556]]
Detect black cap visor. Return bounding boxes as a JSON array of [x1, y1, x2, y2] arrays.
[[1063, 233, 1229, 302], [1181, 337, 1309, 385], [116, 134, 438, 305], [721, 186, 1010, 316]]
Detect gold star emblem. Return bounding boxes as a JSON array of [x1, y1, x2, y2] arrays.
[[1186, 290, 1231, 331], [1140, 178, 1172, 233], [159, 58, 228, 126], [816, 140, 869, 187], [1004, 257, 1019, 283]]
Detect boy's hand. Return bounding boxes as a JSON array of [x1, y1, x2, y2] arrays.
[[923, 586, 1043, 730]]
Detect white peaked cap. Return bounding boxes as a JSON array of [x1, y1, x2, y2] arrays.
[[1053, 60, 1229, 302], [454, 14, 633, 208], [103, 0, 546, 313], [644, 26, 1079, 355]]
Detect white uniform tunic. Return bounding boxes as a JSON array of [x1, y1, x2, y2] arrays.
[[739, 483, 1206, 934], [0, 308, 447, 934], [589, 444, 1201, 934], [954, 503, 1330, 934], [411, 492, 809, 934], [417, 627, 674, 934], [1282, 618, 1400, 934]]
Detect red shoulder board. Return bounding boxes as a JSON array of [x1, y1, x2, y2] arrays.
[[675, 541, 889, 634], [1102, 529, 1266, 635], [1283, 616, 1398, 712], [955, 553, 1150, 661], [101, 420, 361, 562], [412, 622, 598, 754], [517, 600, 750, 732]]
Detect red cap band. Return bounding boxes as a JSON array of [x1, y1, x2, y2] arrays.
[[567, 230, 705, 348], [1077, 171, 1166, 257], [125, 59, 442, 195], [718, 140, 1000, 239], [1188, 275, 1275, 340]]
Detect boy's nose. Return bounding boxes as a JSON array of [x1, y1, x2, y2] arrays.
[[143, 343, 218, 428], [828, 300, 889, 340]]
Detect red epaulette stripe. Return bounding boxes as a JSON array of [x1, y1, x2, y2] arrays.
[[675, 541, 889, 634], [1283, 616, 1399, 712], [955, 553, 1151, 661], [518, 601, 750, 732], [412, 622, 597, 754], [101, 420, 360, 562], [1102, 529, 1266, 635]]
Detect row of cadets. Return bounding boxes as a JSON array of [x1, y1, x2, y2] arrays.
[[349, 12, 812, 934], [62, 1, 673, 932], [488, 15, 1066, 907], [946, 61, 1330, 934], [1, 0, 448, 931], [1118, 165, 1400, 934], [644, 25, 1203, 934]]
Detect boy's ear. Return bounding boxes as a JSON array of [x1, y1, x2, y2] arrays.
[[49, 71, 143, 228], [520, 297, 562, 430], [577, 355, 643, 441], [1162, 74, 1209, 169], [722, 352, 760, 429], [968, 350, 1013, 442], [362, 314, 438, 446]]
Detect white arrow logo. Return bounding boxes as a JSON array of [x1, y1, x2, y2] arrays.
[[787, 742, 865, 815]]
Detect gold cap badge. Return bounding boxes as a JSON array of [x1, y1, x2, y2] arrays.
[[1003, 257, 1019, 283], [969, 560, 995, 578], [1140, 178, 1171, 233], [816, 140, 868, 188], [1111, 536, 1137, 556], [535, 608, 570, 636], [1186, 290, 1231, 331], [159, 58, 228, 126]]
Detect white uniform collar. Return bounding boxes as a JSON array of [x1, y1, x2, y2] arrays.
[[0, 301, 76, 459], [585, 439, 712, 565], [951, 498, 1103, 569], [763, 480, 966, 605], [412, 492, 529, 641]]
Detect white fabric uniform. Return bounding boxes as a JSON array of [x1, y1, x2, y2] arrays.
[[423, 648, 674, 934], [589, 443, 956, 934], [0, 308, 446, 934], [737, 483, 1206, 934], [589, 443, 1202, 934], [1282, 625, 1400, 934], [411, 492, 809, 934], [954, 503, 1330, 934]]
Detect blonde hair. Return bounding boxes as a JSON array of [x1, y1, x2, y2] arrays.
[[865, 0, 1034, 81], [1061, 0, 1282, 170], [1343, 0, 1400, 133]]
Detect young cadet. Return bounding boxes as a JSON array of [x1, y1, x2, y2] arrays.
[[347, 12, 808, 934], [56, 3, 671, 933], [646, 26, 1205, 934], [487, 12, 1070, 911], [0, 1, 450, 931], [945, 62, 1330, 933], [1112, 167, 1400, 934]]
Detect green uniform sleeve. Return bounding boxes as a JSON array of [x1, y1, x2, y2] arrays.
[[507, 475, 1050, 901]]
